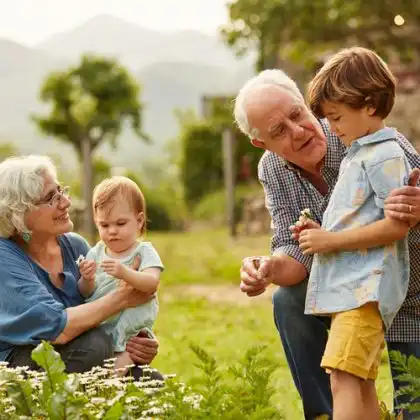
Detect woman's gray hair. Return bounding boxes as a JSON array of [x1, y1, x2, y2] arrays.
[[234, 69, 305, 138], [0, 155, 57, 238]]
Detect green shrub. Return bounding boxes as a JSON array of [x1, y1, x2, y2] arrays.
[[178, 113, 262, 207], [388, 350, 420, 417], [124, 170, 185, 232], [193, 182, 262, 226]]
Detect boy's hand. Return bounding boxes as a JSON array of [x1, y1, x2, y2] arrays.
[[298, 229, 336, 255], [79, 259, 96, 281], [101, 258, 127, 279], [290, 217, 321, 241]]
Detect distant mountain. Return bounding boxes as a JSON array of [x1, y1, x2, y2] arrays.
[[0, 16, 255, 171], [99, 61, 254, 169], [36, 14, 253, 71], [0, 38, 62, 76]]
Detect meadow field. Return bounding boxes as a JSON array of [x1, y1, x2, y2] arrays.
[[148, 229, 394, 419]]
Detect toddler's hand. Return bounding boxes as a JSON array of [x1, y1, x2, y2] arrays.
[[101, 259, 126, 279], [79, 259, 96, 282]]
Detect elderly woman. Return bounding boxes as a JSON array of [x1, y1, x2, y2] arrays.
[[0, 155, 159, 375]]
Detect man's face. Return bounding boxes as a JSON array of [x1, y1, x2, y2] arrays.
[[246, 86, 327, 171]]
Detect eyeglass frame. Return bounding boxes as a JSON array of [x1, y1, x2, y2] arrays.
[[36, 185, 71, 208]]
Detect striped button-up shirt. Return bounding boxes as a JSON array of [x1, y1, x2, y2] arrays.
[[258, 119, 420, 341]]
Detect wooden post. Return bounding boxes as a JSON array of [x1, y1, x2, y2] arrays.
[[222, 128, 237, 237], [81, 136, 95, 244]]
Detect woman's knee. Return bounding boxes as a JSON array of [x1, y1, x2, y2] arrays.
[[58, 327, 114, 373]]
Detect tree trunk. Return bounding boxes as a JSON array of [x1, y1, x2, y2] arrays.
[[81, 135, 95, 244]]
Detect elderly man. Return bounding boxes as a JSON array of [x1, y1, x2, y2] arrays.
[[235, 69, 420, 419]]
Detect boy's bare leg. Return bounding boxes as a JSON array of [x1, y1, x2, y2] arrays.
[[114, 351, 134, 377], [361, 379, 380, 420], [331, 370, 364, 420]]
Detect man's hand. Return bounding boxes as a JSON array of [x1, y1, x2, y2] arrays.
[[385, 168, 420, 227], [126, 330, 159, 365], [240, 257, 271, 297], [299, 229, 336, 255], [79, 259, 96, 282]]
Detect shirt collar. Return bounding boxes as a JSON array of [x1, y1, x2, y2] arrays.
[[351, 127, 397, 148]]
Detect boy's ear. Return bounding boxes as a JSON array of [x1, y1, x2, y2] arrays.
[[366, 105, 377, 116], [364, 96, 377, 116], [251, 138, 266, 149]]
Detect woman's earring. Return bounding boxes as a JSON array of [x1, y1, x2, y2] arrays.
[[22, 232, 32, 243]]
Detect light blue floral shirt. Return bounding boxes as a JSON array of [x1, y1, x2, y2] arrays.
[[305, 127, 411, 330]]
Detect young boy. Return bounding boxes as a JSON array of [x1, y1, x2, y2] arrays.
[[294, 47, 411, 419]]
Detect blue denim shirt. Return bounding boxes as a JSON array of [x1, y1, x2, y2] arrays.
[[305, 127, 411, 330], [0, 232, 89, 361]]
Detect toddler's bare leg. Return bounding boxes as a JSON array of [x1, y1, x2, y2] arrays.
[[114, 351, 135, 377]]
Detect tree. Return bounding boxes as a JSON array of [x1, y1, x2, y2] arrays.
[[33, 55, 149, 242], [177, 108, 261, 207], [221, 0, 420, 71]]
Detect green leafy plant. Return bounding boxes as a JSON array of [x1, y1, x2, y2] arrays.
[[0, 341, 282, 419]]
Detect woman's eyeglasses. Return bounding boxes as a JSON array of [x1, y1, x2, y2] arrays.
[[37, 186, 70, 207]]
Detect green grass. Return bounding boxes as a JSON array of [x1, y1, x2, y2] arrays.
[[153, 291, 394, 419], [144, 228, 394, 418], [148, 229, 270, 286]]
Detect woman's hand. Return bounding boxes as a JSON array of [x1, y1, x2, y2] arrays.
[[126, 330, 159, 364]]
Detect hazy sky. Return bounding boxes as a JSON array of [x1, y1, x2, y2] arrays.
[[0, 0, 230, 45]]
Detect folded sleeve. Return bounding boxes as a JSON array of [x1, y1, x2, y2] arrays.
[[365, 156, 411, 209], [138, 242, 164, 272], [259, 159, 313, 273], [0, 242, 67, 345]]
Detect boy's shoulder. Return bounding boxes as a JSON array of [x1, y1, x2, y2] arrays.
[[359, 136, 406, 165]]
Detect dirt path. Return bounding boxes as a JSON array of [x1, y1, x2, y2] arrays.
[[162, 284, 275, 306]]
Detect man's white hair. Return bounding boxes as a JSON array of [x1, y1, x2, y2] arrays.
[[0, 155, 57, 238], [234, 69, 305, 138]]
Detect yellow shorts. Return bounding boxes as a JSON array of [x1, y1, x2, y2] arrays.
[[321, 303, 385, 380]]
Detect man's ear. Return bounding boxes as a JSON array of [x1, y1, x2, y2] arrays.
[[251, 138, 266, 149]]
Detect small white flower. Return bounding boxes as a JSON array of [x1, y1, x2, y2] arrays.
[[75, 254, 86, 266], [300, 208, 312, 219]]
